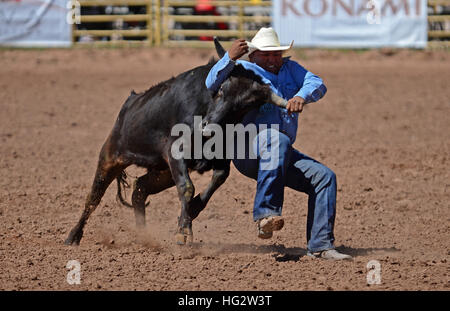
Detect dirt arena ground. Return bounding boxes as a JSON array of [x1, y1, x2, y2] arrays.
[[0, 46, 449, 291]]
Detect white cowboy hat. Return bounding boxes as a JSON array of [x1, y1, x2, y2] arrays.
[[240, 27, 294, 61]]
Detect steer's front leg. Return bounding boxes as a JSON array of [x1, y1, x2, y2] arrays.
[[167, 155, 195, 245], [187, 160, 230, 220]]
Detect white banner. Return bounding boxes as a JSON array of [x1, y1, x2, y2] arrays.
[[273, 0, 428, 48], [0, 0, 72, 47]]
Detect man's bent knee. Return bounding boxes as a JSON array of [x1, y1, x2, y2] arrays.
[[311, 165, 336, 192]]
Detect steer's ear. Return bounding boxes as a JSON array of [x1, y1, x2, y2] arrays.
[[214, 37, 226, 58]]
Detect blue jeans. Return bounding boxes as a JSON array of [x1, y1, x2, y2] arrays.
[[232, 128, 336, 252]]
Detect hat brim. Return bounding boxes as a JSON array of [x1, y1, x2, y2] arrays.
[[240, 40, 294, 61]]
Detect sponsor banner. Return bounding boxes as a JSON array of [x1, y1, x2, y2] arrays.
[[0, 0, 72, 47], [273, 0, 428, 48]]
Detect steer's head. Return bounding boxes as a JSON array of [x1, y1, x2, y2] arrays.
[[203, 63, 287, 132]]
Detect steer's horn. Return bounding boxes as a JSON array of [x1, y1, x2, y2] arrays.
[[270, 92, 288, 108], [214, 37, 226, 58]]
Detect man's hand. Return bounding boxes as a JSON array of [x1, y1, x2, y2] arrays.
[[286, 96, 306, 114], [228, 39, 249, 61]]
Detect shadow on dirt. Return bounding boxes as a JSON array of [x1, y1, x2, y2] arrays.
[[335, 245, 400, 257], [192, 243, 401, 262], [190, 242, 306, 261]]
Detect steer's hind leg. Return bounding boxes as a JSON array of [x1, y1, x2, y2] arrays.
[[65, 144, 128, 245], [167, 156, 195, 245], [132, 169, 175, 228]]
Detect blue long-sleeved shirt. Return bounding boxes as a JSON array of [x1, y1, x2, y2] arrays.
[[205, 52, 327, 144]]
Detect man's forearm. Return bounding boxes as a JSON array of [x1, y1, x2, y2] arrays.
[[296, 72, 327, 104]]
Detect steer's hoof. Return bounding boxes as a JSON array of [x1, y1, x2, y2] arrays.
[[64, 236, 80, 246], [175, 228, 193, 245], [64, 229, 82, 246]]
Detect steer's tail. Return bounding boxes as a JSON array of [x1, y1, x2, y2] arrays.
[[116, 171, 133, 208], [116, 171, 150, 208]]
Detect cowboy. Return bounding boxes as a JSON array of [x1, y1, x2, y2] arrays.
[[205, 27, 352, 260]]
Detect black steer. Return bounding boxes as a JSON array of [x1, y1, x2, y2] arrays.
[[65, 40, 287, 246]]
